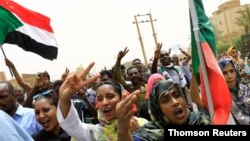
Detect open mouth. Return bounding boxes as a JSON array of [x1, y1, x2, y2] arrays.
[[103, 108, 112, 113], [40, 119, 50, 128], [173, 108, 184, 118]]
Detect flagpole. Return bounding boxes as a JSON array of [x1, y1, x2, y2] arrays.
[[0, 45, 13, 77], [189, 0, 214, 119]]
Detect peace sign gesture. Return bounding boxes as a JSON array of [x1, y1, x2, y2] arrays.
[[60, 62, 100, 99], [117, 47, 129, 61], [154, 43, 162, 59], [59, 62, 100, 118]]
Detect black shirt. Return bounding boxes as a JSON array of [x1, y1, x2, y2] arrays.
[[32, 128, 71, 141]]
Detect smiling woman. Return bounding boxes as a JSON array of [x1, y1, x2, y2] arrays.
[[57, 62, 148, 141], [32, 89, 71, 141]]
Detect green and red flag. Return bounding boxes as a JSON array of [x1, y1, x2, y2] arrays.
[[190, 0, 232, 124], [0, 0, 57, 60]]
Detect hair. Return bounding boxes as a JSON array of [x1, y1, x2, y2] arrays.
[[14, 86, 24, 92], [33, 90, 58, 107], [132, 58, 141, 64], [52, 80, 63, 93], [100, 70, 113, 79], [0, 82, 14, 94], [38, 72, 51, 81], [95, 81, 124, 98], [120, 64, 126, 70], [126, 66, 139, 74], [53, 80, 63, 87]]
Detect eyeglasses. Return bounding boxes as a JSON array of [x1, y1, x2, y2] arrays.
[[33, 89, 54, 100]]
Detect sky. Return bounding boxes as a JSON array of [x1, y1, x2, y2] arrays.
[[0, 0, 249, 81]]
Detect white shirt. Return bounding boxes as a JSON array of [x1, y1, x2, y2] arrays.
[[57, 101, 95, 141]]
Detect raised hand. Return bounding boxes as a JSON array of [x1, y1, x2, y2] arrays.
[[5, 58, 14, 68], [116, 90, 139, 133], [35, 71, 50, 87], [168, 48, 172, 54], [61, 68, 70, 81], [59, 62, 100, 100], [117, 47, 129, 61], [154, 43, 162, 59]]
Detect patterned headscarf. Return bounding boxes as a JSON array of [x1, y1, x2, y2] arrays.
[[218, 59, 250, 117], [218, 58, 241, 93], [133, 80, 209, 141], [148, 80, 182, 127]]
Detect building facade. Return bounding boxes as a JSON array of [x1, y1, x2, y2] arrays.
[[211, 0, 250, 45]]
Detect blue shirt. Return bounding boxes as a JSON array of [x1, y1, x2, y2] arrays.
[[0, 110, 33, 141], [13, 105, 43, 135]]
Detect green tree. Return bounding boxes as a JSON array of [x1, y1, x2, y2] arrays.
[[235, 5, 250, 33], [217, 42, 230, 54]]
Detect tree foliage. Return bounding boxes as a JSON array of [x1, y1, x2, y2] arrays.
[[235, 4, 250, 33]]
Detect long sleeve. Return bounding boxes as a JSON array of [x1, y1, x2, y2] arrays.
[[0, 111, 34, 141], [57, 102, 94, 141], [151, 57, 159, 74]]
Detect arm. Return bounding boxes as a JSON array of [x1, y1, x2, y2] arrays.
[[57, 63, 99, 140], [113, 47, 131, 90], [179, 48, 191, 64], [151, 43, 162, 74], [22, 86, 40, 108], [23, 72, 51, 108], [117, 90, 139, 141], [61, 68, 69, 81], [189, 73, 205, 108], [57, 101, 93, 141], [59, 62, 100, 119], [5, 58, 32, 92]]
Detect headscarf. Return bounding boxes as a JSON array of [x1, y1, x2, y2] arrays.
[[133, 80, 209, 141], [227, 46, 243, 66], [227, 46, 236, 56], [145, 73, 164, 100], [218, 58, 241, 94], [218, 58, 250, 118]]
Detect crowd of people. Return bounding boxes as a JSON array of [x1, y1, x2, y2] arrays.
[[0, 43, 250, 141]]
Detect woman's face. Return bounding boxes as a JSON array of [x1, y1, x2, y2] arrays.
[[231, 49, 238, 58], [222, 63, 237, 89], [34, 98, 59, 134], [159, 86, 188, 124], [96, 84, 120, 121]]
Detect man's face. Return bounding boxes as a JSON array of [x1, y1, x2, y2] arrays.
[[100, 74, 111, 82], [172, 55, 179, 65], [0, 83, 16, 114], [14, 86, 25, 104], [132, 60, 142, 69], [127, 68, 141, 84], [160, 50, 171, 66]]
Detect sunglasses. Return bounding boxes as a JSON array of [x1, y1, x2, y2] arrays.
[[33, 89, 54, 100]]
